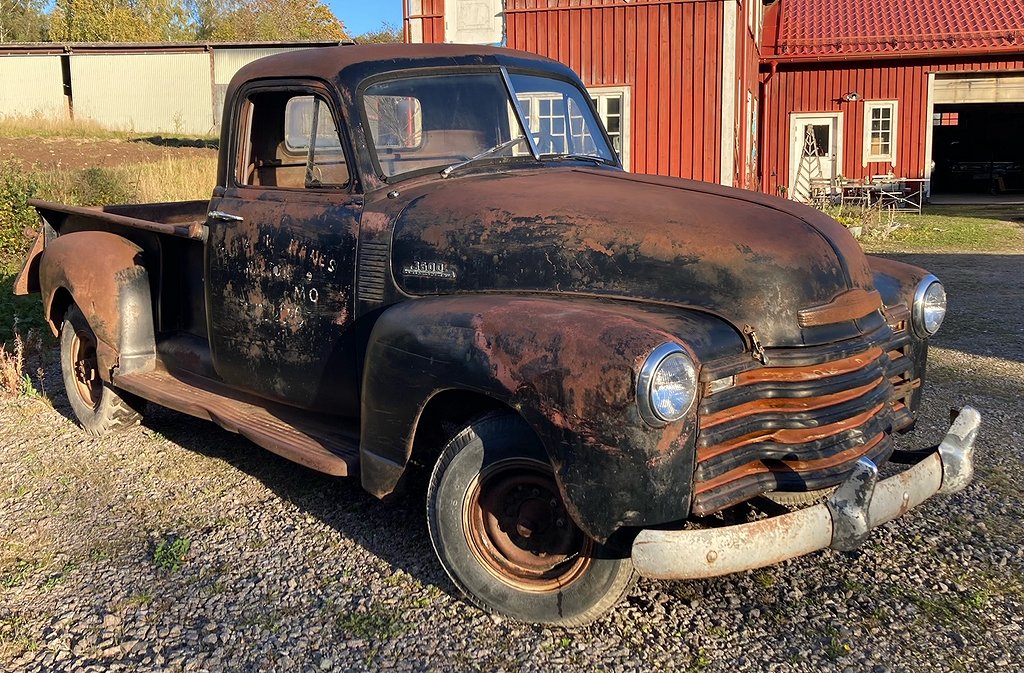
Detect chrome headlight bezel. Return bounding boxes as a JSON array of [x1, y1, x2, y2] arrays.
[[912, 275, 946, 337], [636, 343, 698, 427]]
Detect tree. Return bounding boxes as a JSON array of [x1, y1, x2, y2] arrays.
[[0, 0, 48, 42], [184, 0, 220, 40], [355, 21, 402, 44], [49, 0, 191, 42], [211, 0, 347, 42]]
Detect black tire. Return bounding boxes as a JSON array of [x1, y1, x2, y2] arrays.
[[426, 413, 636, 625], [60, 304, 145, 436]]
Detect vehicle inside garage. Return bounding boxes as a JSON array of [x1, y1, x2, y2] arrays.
[[931, 102, 1024, 195], [930, 73, 1024, 196]]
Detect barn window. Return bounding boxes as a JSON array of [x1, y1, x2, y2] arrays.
[[589, 87, 631, 170], [863, 100, 898, 166]]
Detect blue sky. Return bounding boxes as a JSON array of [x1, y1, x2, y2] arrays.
[[329, 0, 405, 36]]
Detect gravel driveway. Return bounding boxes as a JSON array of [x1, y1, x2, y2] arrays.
[[2, 252, 1022, 673]]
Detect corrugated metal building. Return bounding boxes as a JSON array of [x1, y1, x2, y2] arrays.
[[71, 50, 215, 135], [0, 53, 66, 118], [0, 42, 344, 136], [407, 0, 1024, 198]]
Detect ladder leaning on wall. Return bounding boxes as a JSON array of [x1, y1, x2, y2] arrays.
[[794, 124, 826, 203]]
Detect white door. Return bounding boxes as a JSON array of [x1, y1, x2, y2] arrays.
[[789, 113, 842, 202]]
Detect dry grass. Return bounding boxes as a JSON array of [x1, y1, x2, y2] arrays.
[[37, 156, 218, 205], [0, 114, 132, 140], [0, 330, 26, 399]]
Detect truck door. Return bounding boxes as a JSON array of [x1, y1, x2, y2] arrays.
[[205, 83, 362, 413]]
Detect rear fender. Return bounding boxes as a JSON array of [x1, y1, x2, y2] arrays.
[[39, 231, 156, 379], [360, 295, 744, 541], [12, 230, 45, 296]]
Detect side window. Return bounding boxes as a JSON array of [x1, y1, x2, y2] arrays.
[[237, 90, 350, 189]]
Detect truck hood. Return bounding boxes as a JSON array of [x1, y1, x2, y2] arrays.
[[390, 168, 882, 347]]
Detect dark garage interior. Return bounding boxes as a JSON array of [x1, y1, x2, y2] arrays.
[[930, 102, 1024, 195]]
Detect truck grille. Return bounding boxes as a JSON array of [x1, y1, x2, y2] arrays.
[[693, 332, 903, 516]]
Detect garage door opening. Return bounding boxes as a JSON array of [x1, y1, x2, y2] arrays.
[[930, 103, 1024, 196]]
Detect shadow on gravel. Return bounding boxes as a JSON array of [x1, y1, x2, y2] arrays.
[[879, 253, 1023, 363], [133, 404, 461, 601]]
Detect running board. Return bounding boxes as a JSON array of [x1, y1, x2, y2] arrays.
[[115, 367, 359, 477]]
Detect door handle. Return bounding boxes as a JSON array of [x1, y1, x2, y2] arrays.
[[208, 210, 244, 222]]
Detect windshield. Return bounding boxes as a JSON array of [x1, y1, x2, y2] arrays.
[[362, 70, 617, 179]]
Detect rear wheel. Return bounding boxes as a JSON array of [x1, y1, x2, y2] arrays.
[[60, 304, 144, 436], [427, 413, 635, 625]]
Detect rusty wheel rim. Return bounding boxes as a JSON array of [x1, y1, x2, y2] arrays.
[[464, 458, 593, 593], [70, 328, 101, 409]]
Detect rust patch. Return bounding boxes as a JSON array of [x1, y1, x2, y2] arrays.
[[701, 377, 886, 430], [694, 431, 887, 496], [798, 288, 882, 327], [732, 347, 884, 385], [698, 402, 887, 462]]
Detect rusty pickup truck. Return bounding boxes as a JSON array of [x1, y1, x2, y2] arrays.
[[14, 44, 980, 625]]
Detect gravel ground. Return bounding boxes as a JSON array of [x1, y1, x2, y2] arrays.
[[2, 252, 1022, 672]]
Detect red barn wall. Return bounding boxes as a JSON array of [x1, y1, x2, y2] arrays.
[[761, 56, 1024, 195], [504, 0, 727, 183]]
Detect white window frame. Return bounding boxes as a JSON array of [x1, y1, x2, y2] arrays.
[[589, 86, 631, 171], [863, 100, 898, 167], [514, 93, 572, 155]]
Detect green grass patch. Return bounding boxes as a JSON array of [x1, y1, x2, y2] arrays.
[[0, 271, 48, 348], [0, 559, 45, 589], [333, 603, 409, 640], [864, 204, 1024, 253], [152, 535, 191, 573], [0, 611, 39, 658]]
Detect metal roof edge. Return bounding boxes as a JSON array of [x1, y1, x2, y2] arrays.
[[0, 40, 353, 56], [760, 44, 1024, 66]]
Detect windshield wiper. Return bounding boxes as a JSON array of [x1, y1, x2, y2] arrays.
[[541, 153, 615, 166], [441, 135, 527, 178]]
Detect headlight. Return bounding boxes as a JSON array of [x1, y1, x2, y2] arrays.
[[912, 275, 946, 337], [637, 343, 698, 426]]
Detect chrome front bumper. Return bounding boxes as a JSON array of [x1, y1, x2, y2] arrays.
[[631, 407, 981, 580]]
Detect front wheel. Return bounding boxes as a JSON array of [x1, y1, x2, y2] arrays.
[[426, 413, 636, 625], [60, 304, 145, 436]]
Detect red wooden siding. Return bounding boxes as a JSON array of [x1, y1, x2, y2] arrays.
[[405, 0, 445, 44], [760, 56, 1024, 195], [502, 0, 726, 182], [735, 0, 761, 190]]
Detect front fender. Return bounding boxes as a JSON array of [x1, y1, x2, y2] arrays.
[[39, 231, 156, 378], [867, 255, 931, 311], [359, 294, 745, 541], [868, 255, 933, 417]]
